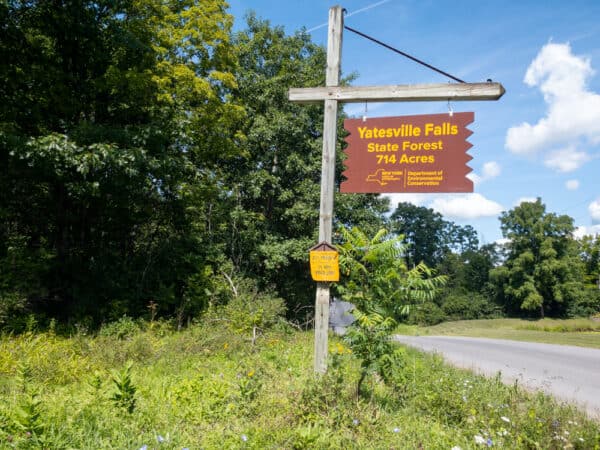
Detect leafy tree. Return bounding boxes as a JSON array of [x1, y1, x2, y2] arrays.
[[390, 202, 478, 268], [569, 235, 600, 316], [577, 234, 600, 289], [220, 16, 388, 318], [437, 243, 499, 295], [490, 199, 585, 318], [0, 0, 241, 324]]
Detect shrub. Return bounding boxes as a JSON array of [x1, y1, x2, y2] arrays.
[[205, 276, 286, 338], [441, 291, 503, 320], [337, 227, 445, 395], [0, 291, 29, 332], [567, 288, 600, 318], [407, 301, 447, 325], [98, 316, 143, 340]]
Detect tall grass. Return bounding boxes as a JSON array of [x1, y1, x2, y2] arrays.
[[515, 318, 600, 333], [0, 320, 598, 448], [405, 318, 600, 348]]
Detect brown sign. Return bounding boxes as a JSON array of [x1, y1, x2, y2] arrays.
[[341, 112, 474, 193]]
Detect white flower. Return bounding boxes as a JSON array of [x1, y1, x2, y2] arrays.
[[241, 434, 248, 442], [500, 416, 510, 423], [474, 435, 486, 445], [393, 427, 400, 433], [451, 446, 462, 450]]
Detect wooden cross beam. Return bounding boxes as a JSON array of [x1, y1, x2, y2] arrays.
[[289, 5, 505, 374], [289, 82, 505, 104]]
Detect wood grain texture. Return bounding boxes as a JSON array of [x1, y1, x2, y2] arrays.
[[313, 5, 344, 374], [289, 82, 505, 104]]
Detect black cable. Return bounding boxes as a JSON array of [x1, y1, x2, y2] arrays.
[[343, 25, 466, 84]]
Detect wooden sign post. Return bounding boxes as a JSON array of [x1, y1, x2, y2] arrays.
[[289, 5, 505, 374]]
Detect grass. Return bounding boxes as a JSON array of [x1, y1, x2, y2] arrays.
[[0, 319, 599, 449], [397, 318, 600, 349]]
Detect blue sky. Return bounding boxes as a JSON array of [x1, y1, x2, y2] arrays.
[[228, 0, 600, 244]]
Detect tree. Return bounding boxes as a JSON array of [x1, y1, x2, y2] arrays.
[[0, 0, 241, 325], [490, 199, 585, 318], [437, 243, 499, 293], [577, 234, 600, 289], [569, 234, 600, 317], [219, 16, 388, 318], [390, 202, 478, 268]]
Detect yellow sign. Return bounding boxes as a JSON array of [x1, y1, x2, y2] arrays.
[[310, 248, 340, 282]]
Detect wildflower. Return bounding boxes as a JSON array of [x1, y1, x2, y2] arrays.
[[474, 435, 486, 445], [247, 370, 255, 377], [139, 446, 148, 450], [500, 416, 510, 423], [487, 437, 493, 447], [157, 435, 165, 443], [393, 427, 400, 433], [241, 434, 248, 442], [223, 343, 229, 350], [451, 446, 462, 450], [578, 437, 585, 442], [353, 419, 360, 426]]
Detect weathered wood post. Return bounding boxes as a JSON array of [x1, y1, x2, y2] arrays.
[[313, 5, 344, 374]]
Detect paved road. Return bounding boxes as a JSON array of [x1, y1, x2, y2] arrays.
[[394, 335, 600, 417]]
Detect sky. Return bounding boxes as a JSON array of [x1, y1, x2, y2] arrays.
[[228, 0, 600, 244]]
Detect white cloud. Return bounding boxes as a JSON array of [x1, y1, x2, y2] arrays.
[[495, 237, 511, 247], [565, 179, 580, 190], [384, 193, 430, 210], [429, 193, 503, 220], [482, 161, 501, 179], [574, 224, 600, 238], [467, 161, 501, 186], [589, 199, 600, 223], [544, 146, 590, 172], [505, 43, 600, 170], [467, 172, 482, 185], [514, 196, 537, 206]]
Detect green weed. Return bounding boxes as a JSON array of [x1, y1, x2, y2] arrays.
[[0, 321, 597, 449], [110, 361, 136, 414]]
